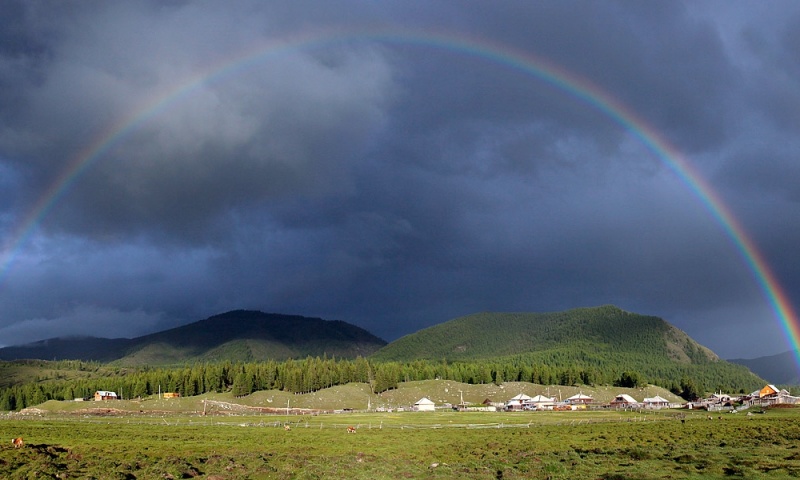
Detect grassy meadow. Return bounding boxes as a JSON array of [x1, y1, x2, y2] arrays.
[[3, 404, 800, 479]]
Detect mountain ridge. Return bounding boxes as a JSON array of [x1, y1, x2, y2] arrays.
[[0, 310, 387, 365], [729, 349, 800, 385], [0, 306, 770, 392]]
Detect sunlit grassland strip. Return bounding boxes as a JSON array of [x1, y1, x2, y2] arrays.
[[3, 409, 800, 478], [6, 408, 679, 428]]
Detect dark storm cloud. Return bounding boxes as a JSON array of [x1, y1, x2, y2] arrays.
[[1, 1, 396, 242], [0, 1, 799, 360], [407, 1, 737, 153], [54, 46, 395, 242], [739, 8, 800, 134]]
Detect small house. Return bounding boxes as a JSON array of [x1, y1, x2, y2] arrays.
[[759, 385, 780, 398], [414, 397, 435, 412], [528, 394, 556, 410], [643, 395, 670, 409], [610, 394, 638, 407], [566, 393, 594, 405], [506, 393, 533, 410], [709, 393, 731, 404], [94, 390, 118, 401]]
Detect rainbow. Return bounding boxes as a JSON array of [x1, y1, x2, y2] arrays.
[[2, 28, 797, 359]]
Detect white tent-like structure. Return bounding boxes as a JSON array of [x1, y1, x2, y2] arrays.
[[414, 397, 435, 411]]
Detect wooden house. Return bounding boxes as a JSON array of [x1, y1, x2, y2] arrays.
[[566, 393, 594, 405], [746, 384, 800, 406], [94, 390, 118, 401], [610, 394, 638, 407], [759, 385, 780, 398]]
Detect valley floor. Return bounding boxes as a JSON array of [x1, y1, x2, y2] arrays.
[[3, 408, 800, 479]]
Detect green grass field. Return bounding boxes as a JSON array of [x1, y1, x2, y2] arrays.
[[3, 406, 800, 479]]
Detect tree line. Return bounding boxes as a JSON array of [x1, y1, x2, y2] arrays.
[[0, 354, 763, 411]]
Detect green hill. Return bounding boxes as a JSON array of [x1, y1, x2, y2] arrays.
[[372, 306, 714, 362], [371, 305, 763, 392]]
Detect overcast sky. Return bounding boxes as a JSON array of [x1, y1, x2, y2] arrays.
[[1, 1, 798, 359]]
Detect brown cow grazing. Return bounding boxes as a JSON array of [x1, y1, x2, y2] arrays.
[[347, 426, 356, 434], [11, 437, 23, 449]]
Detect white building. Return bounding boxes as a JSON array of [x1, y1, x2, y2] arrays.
[[528, 395, 556, 410], [643, 395, 669, 409], [506, 393, 533, 410]]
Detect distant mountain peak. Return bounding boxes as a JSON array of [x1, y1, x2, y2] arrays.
[[0, 310, 386, 364], [730, 349, 800, 385]]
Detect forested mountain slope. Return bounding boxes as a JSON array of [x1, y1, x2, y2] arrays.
[[372, 305, 762, 391]]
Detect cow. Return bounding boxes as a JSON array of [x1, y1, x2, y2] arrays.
[[284, 425, 291, 431], [11, 437, 23, 449], [346, 426, 356, 434]]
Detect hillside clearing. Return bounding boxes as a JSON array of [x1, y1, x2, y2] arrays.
[[12, 380, 682, 418]]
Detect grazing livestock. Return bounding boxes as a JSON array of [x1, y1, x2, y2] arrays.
[[347, 426, 357, 434], [11, 437, 23, 449]]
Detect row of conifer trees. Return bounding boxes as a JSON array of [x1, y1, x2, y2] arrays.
[[0, 354, 754, 411]]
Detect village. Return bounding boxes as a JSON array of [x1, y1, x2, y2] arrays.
[[400, 383, 799, 413], [84, 383, 800, 415]]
